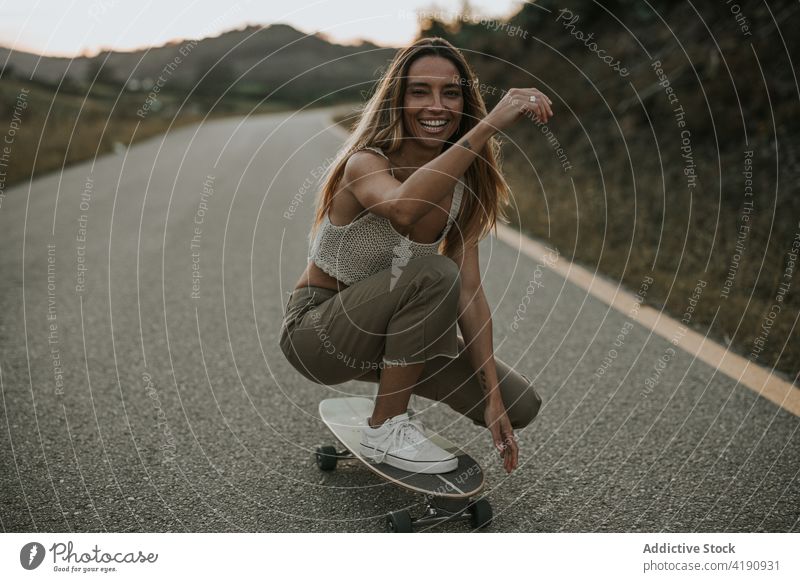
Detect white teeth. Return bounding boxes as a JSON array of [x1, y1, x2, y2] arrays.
[[418, 119, 449, 135], [419, 120, 448, 127]]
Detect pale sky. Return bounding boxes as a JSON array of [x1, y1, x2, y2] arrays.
[[1, 0, 524, 57]]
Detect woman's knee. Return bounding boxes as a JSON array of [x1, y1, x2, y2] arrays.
[[505, 377, 542, 429], [405, 254, 460, 289]]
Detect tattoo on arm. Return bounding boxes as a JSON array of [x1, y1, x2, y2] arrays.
[[459, 138, 472, 151]]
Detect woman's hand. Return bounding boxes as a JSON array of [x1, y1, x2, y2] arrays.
[[483, 88, 554, 132], [483, 397, 519, 473]]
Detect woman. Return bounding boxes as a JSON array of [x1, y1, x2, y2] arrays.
[[279, 37, 553, 475]]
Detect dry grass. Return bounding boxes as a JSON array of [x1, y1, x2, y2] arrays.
[[0, 79, 289, 187], [501, 128, 799, 385]]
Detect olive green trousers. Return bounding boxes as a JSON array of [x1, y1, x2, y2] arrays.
[[279, 254, 541, 429]]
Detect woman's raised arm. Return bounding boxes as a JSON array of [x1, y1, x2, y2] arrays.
[[342, 87, 553, 228]]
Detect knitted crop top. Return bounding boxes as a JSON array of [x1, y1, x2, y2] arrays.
[[307, 146, 465, 286]]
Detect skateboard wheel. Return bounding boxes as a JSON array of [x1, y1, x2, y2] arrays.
[[315, 445, 338, 471], [469, 498, 493, 530], [386, 510, 413, 533]]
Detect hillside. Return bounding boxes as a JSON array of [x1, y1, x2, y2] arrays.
[[421, 0, 799, 381]]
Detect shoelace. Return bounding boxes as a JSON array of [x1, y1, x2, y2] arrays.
[[371, 417, 428, 465]]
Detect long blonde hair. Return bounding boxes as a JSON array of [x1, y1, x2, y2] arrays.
[[309, 37, 512, 259]]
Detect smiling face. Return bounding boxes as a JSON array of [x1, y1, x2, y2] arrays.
[[402, 55, 464, 151]]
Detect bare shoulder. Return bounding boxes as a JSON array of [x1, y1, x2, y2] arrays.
[[339, 148, 398, 220], [342, 148, 391, 186]]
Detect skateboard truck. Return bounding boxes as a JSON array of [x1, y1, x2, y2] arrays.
[[387, 495, 492, 533]]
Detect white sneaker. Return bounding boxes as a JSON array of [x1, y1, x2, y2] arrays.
[[359, 412, 458, 474]]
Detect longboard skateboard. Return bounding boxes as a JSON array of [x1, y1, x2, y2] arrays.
[[317, 397, 492, 532]]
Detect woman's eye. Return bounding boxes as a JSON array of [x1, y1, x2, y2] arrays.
[[410, 90, 460, 97]]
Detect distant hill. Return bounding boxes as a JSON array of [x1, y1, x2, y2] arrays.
[[0, 23, 395, 191], [0, 24, 394, 102]]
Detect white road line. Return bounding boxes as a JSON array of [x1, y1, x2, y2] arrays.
[[494, 223, 800, 418]]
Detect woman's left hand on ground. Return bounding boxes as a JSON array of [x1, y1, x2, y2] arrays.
[[483, 398, 519, 473]]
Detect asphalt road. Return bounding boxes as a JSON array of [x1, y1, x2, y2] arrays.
[[1, 107, 797, 533]]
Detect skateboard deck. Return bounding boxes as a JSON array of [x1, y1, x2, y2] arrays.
[[318, 397, 484, 499]]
